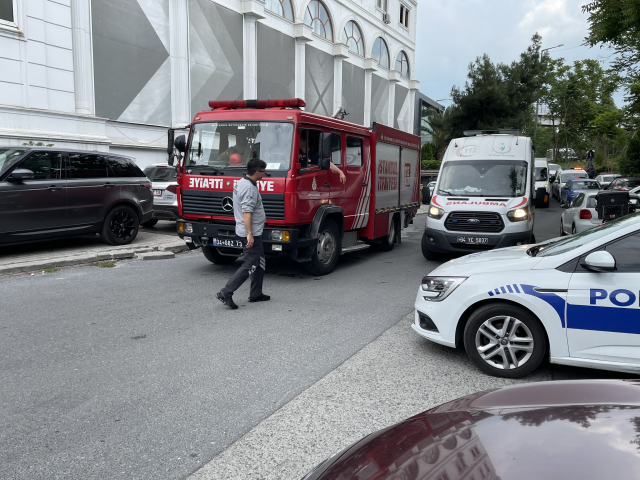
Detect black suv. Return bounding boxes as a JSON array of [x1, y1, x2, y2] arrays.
[[0, 147, 153, 246]]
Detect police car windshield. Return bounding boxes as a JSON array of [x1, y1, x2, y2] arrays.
[[437, 160, 528, 197], [186, 122, 293, 171], [536, 213, 640, 257]]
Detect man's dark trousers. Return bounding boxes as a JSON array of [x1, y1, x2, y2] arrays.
[[220, 236, 265, 299]]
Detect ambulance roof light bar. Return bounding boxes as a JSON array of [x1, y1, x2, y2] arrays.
[[208, 98, 306, 109], [464, 129, 520, 136]]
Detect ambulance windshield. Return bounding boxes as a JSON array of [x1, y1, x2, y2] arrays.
[[437, 160, 528, 197], [186, 122, 294, 171]]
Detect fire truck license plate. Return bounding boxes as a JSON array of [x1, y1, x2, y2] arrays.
[[457, 236, 489, 245], [213, 238, 243, 248]]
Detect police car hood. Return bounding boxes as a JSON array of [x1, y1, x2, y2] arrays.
[[431, 246, 543, 276]]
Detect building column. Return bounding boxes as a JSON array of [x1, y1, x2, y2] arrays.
[[332, 44, 349, 115], [241, 1, 265, 100], [408, 79, 420, 136], [294, 23, 313, 104], [387, 70, 401, 127], [169, 0, 190, 127], [363, 58, 376, 128], [70, 0, 94, 115]]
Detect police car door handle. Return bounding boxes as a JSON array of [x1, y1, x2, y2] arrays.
[[533, 287, 568, 293]]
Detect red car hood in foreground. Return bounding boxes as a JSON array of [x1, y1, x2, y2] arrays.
[[306, 380, 640, 480]]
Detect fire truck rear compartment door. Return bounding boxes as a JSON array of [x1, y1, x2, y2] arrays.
[[375, 142, 400, 211], [400, 148, 420, 206]]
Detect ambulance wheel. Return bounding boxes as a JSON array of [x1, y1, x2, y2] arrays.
[[377, 215, 398, 252], [202, 246, 238, 265], [421, 231, 442, 261], [463, 303, 546, 378], [306, 219, 341, 276]]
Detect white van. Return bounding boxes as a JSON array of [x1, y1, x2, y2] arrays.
[[534, 157, 550, 208], [422, 130, 535, 260]]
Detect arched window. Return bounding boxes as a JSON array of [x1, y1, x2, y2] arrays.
[[372, 37, 390, 69], [396, 51, 409, 78], [265, 0, 294, 21], [342, 21, 363, 56], [304, 0, 333, 41]]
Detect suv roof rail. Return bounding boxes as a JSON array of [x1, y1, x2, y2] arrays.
[[464, 129, 520, 136]]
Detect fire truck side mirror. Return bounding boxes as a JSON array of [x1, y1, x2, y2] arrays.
[[319, 157, 331, 170], [319, 133, 332, 170], [174, 135, 186, 153]]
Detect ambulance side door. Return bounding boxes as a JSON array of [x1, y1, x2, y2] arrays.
[[566, 231, 640, 364]]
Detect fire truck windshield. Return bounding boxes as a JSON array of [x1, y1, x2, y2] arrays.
[[186, 121, 294, 171]]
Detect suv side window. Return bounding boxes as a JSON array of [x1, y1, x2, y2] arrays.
[[605, 232, 640, 272], [68, 154, 109, 179], [106, 156, 145, 177], [17, 152, 62, 180]]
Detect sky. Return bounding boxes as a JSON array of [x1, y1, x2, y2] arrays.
[[414, 0, 624, 107]]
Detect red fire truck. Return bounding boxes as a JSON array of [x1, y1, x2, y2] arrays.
[[172, 98, 421, 275]]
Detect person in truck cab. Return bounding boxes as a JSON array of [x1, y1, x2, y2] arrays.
[[218, 135, 251, 165], [299, 130, 346, 183]]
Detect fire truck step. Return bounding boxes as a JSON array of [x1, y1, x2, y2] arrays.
[[340, 243, 371, 255]]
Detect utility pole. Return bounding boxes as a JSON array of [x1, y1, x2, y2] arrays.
[[534, 44, 563, 146]]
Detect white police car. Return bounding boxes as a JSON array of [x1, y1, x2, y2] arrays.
[[413, 213, 640, 378]]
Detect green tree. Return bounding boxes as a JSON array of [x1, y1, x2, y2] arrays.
[[421, 142, 435, 161]]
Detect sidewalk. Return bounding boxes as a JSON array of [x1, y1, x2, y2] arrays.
[[0, 229, 188, 276]]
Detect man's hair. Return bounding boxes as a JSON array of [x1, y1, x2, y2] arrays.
[[247, 158, 267, 175]]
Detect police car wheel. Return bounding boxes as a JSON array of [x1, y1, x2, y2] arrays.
[[306, 219, 341, 276], [202, 245, 239, 264], [464, 304, 546, 378]]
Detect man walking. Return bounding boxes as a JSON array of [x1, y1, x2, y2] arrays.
[[216, 159, 270, 309], [586, 147, 595, 168]]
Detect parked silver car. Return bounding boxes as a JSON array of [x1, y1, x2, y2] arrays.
[[560, 191, 601, 235], [595, 173, 621, 189], [141, 163, 179, 227]]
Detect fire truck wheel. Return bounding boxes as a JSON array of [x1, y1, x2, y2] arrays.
[[202, 246, 239, 264], [421, 231, 442, 261], [377, 215, 398, 252], [306, 219, 341, 276]]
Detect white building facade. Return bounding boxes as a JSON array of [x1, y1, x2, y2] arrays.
[[0, 0, 418, 169]]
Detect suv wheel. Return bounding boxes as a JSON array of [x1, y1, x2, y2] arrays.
[[305, 219, 341, 276], [202, 246, 239, 264], [463, 303, 546, 378], [101, 205, 139, 245]]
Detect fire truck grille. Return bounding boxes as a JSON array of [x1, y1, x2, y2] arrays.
[[182, 190, 285, 220], [444, 211, 504, 232]]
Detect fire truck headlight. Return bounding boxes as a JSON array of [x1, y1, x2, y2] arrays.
[[270, 230, 290, 242], [421, 276, 467, 302], [427, 206, 445, 219], [184, 223, 193, 234]]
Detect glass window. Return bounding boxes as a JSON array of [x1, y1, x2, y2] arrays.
[[342, 20, 363, 56], [16, 152, 62, 180], [571, 193, 584, 208], [399, 4, 409, 27], [346, 137, 363, 166], [535, 167, 548, 181], [304, 0, 333, 41], [188, 122, 294, 171], [0, 0, 14, 23], [330, 133, 341, 166], [586, 195, 598, 208], [571, 180, 600, 190], [67, 154, 109, 179], [298, 129, 322, 169], [561, 172, 587, 183], [0, 148, 25, 176], [143, 166, 178, 182], [372, 37, 390, 69], [437, 160, 528, 197], [376, 0, 388, 12], [265, 0, 293, 21], [395, 51, 409, 78], [605, 232, 640, 272], [106, 156, 145, 178]]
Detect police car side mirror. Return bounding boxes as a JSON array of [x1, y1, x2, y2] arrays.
[[581, 251, 616, 273]]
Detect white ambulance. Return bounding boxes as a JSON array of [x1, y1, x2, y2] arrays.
[[422, 130, 535, 260]]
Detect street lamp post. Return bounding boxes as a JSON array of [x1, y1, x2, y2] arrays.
[[534, 44, 563, 146]]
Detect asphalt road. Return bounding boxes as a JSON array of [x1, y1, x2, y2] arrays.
[[0, 200, 578, 480]]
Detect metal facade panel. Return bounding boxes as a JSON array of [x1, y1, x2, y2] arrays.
[[371, 74, 389, 126], [400, 147, 419, 205], [305, 45, 334, 116], [375, 142, 400, 210], [189, 0, 243, 115], [91, 0, 171, 125], [341, 61, 365, 126], [256, 23, 295, 100], [394, 84, 410, 132]]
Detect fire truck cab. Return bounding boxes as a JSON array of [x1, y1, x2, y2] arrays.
[[173, 98, 421, 275]]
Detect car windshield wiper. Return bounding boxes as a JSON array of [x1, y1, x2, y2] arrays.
[[190, 165, 225, 175], [438, 190, 457, 196]]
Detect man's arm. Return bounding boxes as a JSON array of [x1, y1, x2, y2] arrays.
[[330, 162, 346, 184], [243, 212, 254, 248]]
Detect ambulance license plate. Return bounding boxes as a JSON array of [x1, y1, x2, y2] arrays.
[[213, 238, 243, 248], [457, 236, 489, 245]]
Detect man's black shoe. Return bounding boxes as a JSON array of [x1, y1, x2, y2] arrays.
[[216, 291, 238, 309], [249, 294, 271, 302]]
